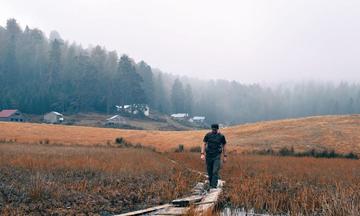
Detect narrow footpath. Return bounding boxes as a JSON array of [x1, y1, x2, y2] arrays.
[[115, 179, 225, 216], [115, 157, 225, 216]]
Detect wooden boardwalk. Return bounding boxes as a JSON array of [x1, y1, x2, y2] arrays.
[[115, 180, 225, 216]]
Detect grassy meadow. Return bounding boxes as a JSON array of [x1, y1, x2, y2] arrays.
[[0, 143, 202, 215], [1, 115, 360, 215], [1, 142, 360, 215], [170, 153, 360, 215], [1, 114, 360, 153]]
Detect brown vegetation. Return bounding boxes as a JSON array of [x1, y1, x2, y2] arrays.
[[1, 115, 360, 215], [1, 142, 360, 215], [1, 114, 360, 153], [0, 143, 202, 215], [169, 153, 360, 215]]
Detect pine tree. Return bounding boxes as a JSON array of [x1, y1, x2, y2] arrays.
[[4, 19, 21, 86], [104, 51, 118, 113], [117, 55, 146, 114], [48, 39, 62, 86], [136, 61, 155, 108], [72, 54, 99, 112], [184, 84, 193, 115], [154, 73, 169, 113], [171, 78, 185, 113]]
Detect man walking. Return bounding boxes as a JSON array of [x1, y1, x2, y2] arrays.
[[201, 124, 227, 189]]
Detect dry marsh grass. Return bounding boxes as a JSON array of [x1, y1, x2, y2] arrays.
[[0, 143, 202, 215], [1, 114, 360, 153], [169, 153, 360, 215], [1, 115, 360, 215], [1, 143, 359, 215]]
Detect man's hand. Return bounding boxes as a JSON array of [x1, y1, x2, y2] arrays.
[[201, 153, 205, 160]]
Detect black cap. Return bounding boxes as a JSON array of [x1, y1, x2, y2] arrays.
[[211, 124, 219, 129]]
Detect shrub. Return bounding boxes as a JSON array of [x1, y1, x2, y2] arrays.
[[279, 147, 295, 156], [252, 147, 358, 160], [344, 152, 359, 160], [189, 146, 202, 153], [134, 143, 143, 148], [253, 148, 275, 155], [115, 137, 125, 144], [114, 138, 157, 152], [115, 137, 133, 148], [39, 139, 50, 145], [175, 144, 185, 153], [29, 173, 47, 201]]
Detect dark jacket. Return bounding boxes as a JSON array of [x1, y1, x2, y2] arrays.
[[203, 132, 226, 157]]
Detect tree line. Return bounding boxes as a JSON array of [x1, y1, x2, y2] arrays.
[[1, 19, 360, 124], [0, 19, 179, 115]]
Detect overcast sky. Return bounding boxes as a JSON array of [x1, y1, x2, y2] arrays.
[[1, 0, 360, 83]]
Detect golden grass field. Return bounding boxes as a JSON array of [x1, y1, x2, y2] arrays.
[[1, 115, 360, 215], [2, 142, 360, 215], [169, 152, 360, 215], [1, 114, 360, 153], [0, 143, 202, 215]]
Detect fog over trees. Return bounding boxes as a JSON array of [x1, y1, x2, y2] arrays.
[[1, 19, 360, 124]]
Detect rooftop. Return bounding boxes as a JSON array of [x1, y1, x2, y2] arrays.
[[50, 111, 63, 116], [0, 109, 18, 118], [193, 116, 206, 120], [171, 113, 189, 118]]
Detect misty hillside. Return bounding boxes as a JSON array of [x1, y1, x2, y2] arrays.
[[1, 19, 360, 124], [1, 115, 360, 153]]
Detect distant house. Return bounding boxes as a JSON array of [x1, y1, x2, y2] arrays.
[[190, 116, 206, 124], [105, 115, 127, 125], [171, 113, 189, 120], [115, 104, 150, 116], [0, 109, 26, 122], [219, 123, 226, 129], [44, 111, 64, 124]]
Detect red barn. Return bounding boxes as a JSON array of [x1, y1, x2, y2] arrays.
[[0, 109, 26, 122]]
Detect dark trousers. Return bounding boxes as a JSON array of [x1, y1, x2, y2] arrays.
[[206, 154, 221, 188]]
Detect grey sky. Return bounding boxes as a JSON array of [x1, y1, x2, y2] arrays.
[[1, 0, 360, 83]]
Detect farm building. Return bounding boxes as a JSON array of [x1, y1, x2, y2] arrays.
[[190, 116, 206, 123], [115, 104, 150, 116], [105, 115, 127, 125], [44, 111, 64, 124], [171, 113, 189, 120], [0, 109, 26, 122]]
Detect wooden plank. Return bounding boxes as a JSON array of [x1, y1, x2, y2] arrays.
[[114, 204, 171, 216], [158, 180, 225, 215], [155, 207, 189, 215], [195, 180, 225, 214], [191, 182, 206, 195], [194, 201, 217, 205], [116, 180, 224, 216], [171, 195, 203, 207], [192, 182, 205, 191]]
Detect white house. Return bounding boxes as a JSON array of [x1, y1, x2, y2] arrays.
[[44, 111, 64, 124], [105, 115, 127, 125], [115, 104, 150, 116], [190, 116, 206, 124], [171, 113, 189, 120]]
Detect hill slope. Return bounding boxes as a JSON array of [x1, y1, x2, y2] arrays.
[[28, 112, 200, 131], [1, 115, 360, 153]]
